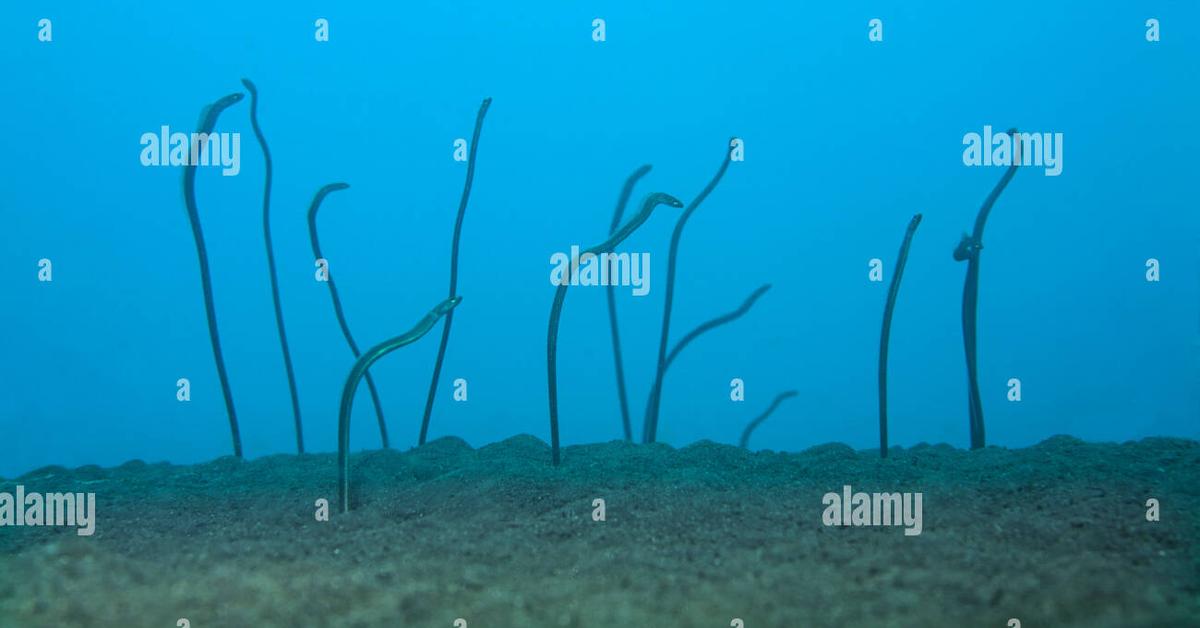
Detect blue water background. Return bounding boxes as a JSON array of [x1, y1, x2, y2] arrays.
[[2, 2, 1197, 475]]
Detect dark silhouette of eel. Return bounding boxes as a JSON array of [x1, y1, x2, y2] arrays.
[[420, 97, 492, 446], [306, 183, 391, 448], [548, 192, 683, 465], [182, 91, 245, 458], [878, 213, 922, 458], [338, 296, 461, 513], [643, 138, 736, 444], [957, 128, 1020, 450], [605, 164, 652, 441], [241, 78, 305, 454], [642, 283, 772, 421], [738, 390, 799, 448]]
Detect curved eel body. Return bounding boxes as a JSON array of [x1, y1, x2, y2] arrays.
[[641, 283, 772, 421], [958, 128, 1020, 450], [338, 297, 462, 513], [182, 91, 245, 458], [739, 391, 799, 449], [605, 164, 653, 442], [306, 183, 392, 448], [242, 78, 305, 454], [879, 213, 922, 458], [643, 138, 737, 444], [421, 97, 492, 446], [548, 192, 683, 465]]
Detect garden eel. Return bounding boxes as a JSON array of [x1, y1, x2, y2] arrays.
[[338, 296, 462, 513], [241, 78, 305, 454], [878, 213, 922, 458], [420, 97, 492, 446], [664, 283, 770, 370], [643, 138, 736, 444], [738, 391, 799, 448], [182, 90, 244, 458], [548, 192, 683, 465], [605, 164, 653, 442], [958, 128, 1020, 449], [306, 183, 391, 448], [642, 283, 772, 420]]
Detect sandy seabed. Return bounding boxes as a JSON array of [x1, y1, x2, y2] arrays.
[[0, 434, 1197, 627]]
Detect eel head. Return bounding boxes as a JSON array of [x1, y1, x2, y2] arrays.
[[953, 233, 983, 261], [433, 296, 463, 317], [647, 192, 684, 210]]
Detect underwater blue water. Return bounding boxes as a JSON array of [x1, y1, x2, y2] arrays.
[[1, 2, 1197, 477]]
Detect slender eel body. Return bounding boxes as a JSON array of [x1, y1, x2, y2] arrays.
[[642, 283, 771, 419], [242, 78, 305, 454], [878, 214, 922, 458], [664, 283, 770, 370], [420, 97, 492, 446], [306, 183, 391, 448], [643, 139, 736, 444], [605, 164, 652, 441], [182, 91, 245, 458], [548, 192, 683, 465], [738, 391, 799, 449], [338, 297, 462, 513], [957, 128, 1020, 450]]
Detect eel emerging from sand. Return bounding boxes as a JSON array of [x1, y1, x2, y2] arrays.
[[643, 139, 737, 444], [957, 128, 1020, 449], [548, 192, 683, 465], [338, 297, 462, 513], [605, 164, 653, 442], [420, 97, 492, 446], [306, 183, 393, 448], [879, 214, 922, 458], [738, 390, 799, 449], [241, 78, 305, 454], [182, 91, 245, 458]]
